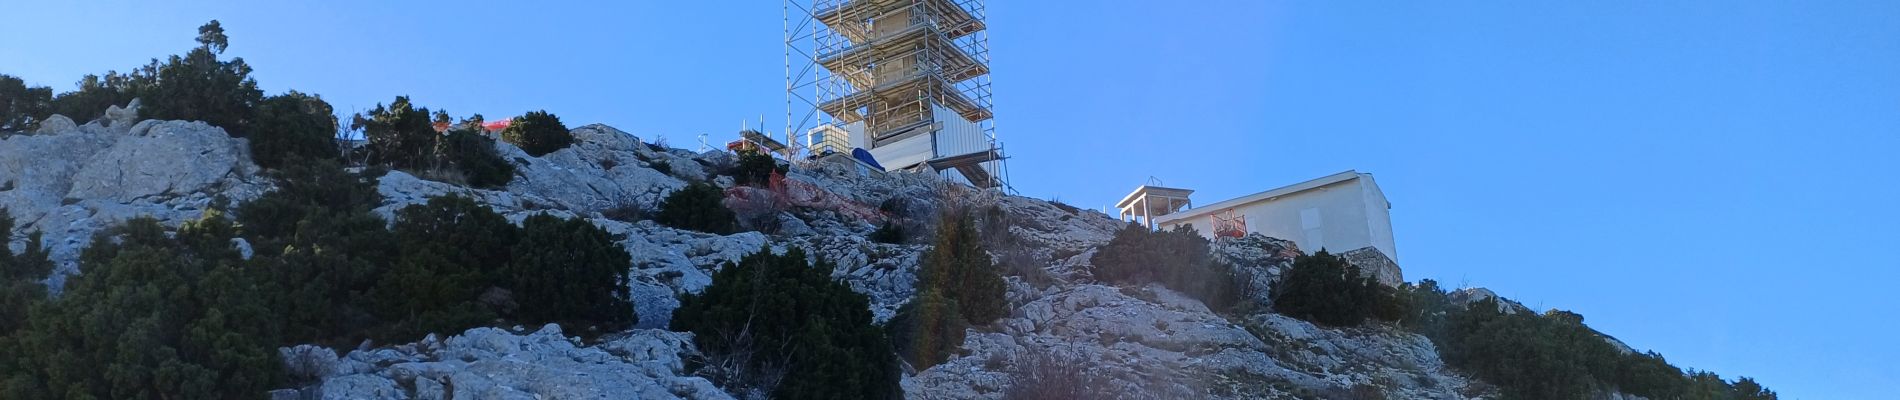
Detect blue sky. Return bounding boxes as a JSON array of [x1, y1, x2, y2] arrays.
[[3, 1, 1895, 397]]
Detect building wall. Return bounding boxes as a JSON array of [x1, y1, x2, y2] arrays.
[[1166, 175, 1398, 261], [933, 103, 987, 156]]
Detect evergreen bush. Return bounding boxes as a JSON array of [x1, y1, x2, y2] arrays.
[[1, 215, 281, 399], [359, 96, 439, 170], [249, 91, 339, 168], [1271, 250, 1397, 327], [887, 289, 966, 370], [1398, 283, 1780, 400], [500, 110, 572, 157], [437, 128, 516, 189], [509, 213, 636, 331], [375, 195, 519, 339], [916, 208, 1007, 325], [0, 75, 52, 132], [730, 150, 785, 186], [671, 246, 901, 399], [869, 221, 906, 244], [655, 182, 739, 234], [1091, 224, 1246, 311]]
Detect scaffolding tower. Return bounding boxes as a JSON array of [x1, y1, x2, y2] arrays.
[[785, 0, 1009, 190]]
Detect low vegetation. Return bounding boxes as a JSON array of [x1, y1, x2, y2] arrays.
[[670, 246, 901, 399], [356, 97, 516, 188], [1400, 280, 1777, 400], [1091, 224, 1246, 311], [891, 208, 1007, 369], [0, 158, 635, 398], [1271, 250, 1403, 327], [0, 75, 53, 132], [655, 182, 739, 234], [499, 110, 572, 157], [730, 150, 786, 186]]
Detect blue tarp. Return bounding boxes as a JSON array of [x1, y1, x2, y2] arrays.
[[851, 148, 884, 170]]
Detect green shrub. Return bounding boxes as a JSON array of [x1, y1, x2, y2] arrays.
[[135, 20, 264, 136], [0, 75, 53, 132], [359, 96, 439, 170], [868, 221, 905, 244], [249, 91, 338, 169], [237, 159, 393, 344], [375, 195, 518, 339], [731, 150, 785, 186], [500, 110, 572, 157], [655, 182, 738, 234], [0, 210, 53, 336], [48, 72, 140, 123], [887, 289, 966, 370], [437, 128, 516, 189], [1091, 224, 1246, 311], [37, 21, 263, 134], [509, 213, 635, 331], [1271, 250, 1397, 327], [357, 98, 515, 188], [1, 214, 281, 399], [671, 246, 900, 399], [1400, 285, 1781, 400], [917, 208, 1007, 325]]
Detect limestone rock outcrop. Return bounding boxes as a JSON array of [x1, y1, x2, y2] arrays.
[[0, 109, 267, 289], [276, 324, 729, 400], [4, 112, 1510, 399]]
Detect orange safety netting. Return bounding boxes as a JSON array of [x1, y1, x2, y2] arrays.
[[724, 171, 885, 224]]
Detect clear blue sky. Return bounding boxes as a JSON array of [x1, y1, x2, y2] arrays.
[[3, 1, 1895, 397]]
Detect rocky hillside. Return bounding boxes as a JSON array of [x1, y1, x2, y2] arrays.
[[3, 109, 1510, 399]]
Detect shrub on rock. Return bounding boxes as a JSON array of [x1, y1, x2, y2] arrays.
[[1, 214, 282, 399], [359, 96, 439, 170], [655, 182, 739, 234], [374, 195, 519, 339], [237, 159, 394, 344], [437, 127, 516, 189], [249, 91, 339, 169], [500, 110, 572, 157], [1272, 250, 1396, 327], [508, 213, 636, 331], [730, 150, 785, 186], [1091, 224, 1246, 311], [137, 20, 264, 136], [671, 246, 900, 399]]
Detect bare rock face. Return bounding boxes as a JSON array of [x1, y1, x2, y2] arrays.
[[278, 324, 730, 400], [34, 114, 76, 135], [3, 112, 1499, 399], [907, 282, 1480, 399], [0, 114, 267, 289], [1214, 233, 1303, 302], [102, 98, 141, 131], [1341, 246, 1405, 287]]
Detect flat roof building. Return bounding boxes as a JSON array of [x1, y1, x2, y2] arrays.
[[1139, 170, 1402, 286]]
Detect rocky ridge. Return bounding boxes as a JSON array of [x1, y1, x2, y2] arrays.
[[3, 111, 1491, 399]]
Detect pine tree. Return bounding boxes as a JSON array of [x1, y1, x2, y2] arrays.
[[917, 208, 1007, 325]]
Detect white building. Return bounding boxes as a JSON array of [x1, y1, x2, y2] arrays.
[[1122, 170, 1401, 285]]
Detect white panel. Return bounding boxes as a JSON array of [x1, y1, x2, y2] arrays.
[[867, 133, 932, 170], [932, 103, 988, 157]]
